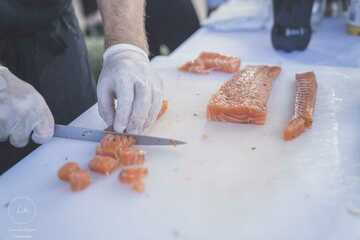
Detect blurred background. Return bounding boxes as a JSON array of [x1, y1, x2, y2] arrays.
[[74, 0, 209, 79], [74, 0, 357, 79]]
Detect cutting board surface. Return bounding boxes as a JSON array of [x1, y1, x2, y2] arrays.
[[0, 58, 359, 240]]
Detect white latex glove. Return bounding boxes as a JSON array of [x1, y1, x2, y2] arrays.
[[97, 44, 164, 134], [0, 66, 54, 148]]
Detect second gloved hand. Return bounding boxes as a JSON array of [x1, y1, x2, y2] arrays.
[[0, 66, 54, 148], [97, 44, 164, 134]]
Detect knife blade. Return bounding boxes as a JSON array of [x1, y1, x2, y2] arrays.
[[54, 124, 186, 146]]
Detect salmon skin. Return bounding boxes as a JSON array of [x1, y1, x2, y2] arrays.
[[207, 65, 282, 125], [284, 72, 317, 141], [179, 52, 241, 74]]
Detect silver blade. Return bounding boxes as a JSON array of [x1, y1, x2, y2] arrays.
[[54, 124, 186, 146]]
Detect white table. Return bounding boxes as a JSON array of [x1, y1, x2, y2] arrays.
[[1, 13, 360, 240], [171, 17, 360, 68]]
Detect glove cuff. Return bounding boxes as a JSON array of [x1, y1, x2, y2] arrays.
[[103, 44, 149, 62]]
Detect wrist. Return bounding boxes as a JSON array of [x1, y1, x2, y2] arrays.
[[105, 38, 149, 54], [103, 43, 149, 62]]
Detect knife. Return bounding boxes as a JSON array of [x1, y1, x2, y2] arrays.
[[54, 124, 186, 146]]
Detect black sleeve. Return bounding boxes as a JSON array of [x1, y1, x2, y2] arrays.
[[0, 0, 72, 38]]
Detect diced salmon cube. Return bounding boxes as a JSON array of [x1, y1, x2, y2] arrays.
[[89, 155, 120, 175], [69, 170, 91, 192], [131, 181, 145, 193], [119, 168, 148, 184], [116, 147, 145, 166], [99, 135, 136, 156], [58, 162, 80, 182], [157, 100, 168, 119]]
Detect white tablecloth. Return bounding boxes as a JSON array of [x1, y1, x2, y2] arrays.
[[171, 17, 360, 68]]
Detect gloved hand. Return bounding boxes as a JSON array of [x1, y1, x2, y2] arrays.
[[0, 66, 54, 148], [97, 44, 164, 134]]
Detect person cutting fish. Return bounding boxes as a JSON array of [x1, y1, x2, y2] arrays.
[[0, 0, 163, 173]]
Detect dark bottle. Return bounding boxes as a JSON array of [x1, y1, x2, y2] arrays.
[[271, 0, 315, 52]]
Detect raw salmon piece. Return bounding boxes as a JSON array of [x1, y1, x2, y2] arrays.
[[199, 52, 241, 73], [157, 100, 169, 119], [207, 65, 282, 125], [101, 134, 136, 149], [68, 170, 91, 192], [131, 180, 145, 193], [89, 155, 120, 175], [58, 162, 81, 182], [116, 147, 145, 166], [179, 60, 212, 74], [97, 135, 136, 157], [283, 118, 306, 141], [119, 168, 148, 184], [179, 52, 241, 74], [284, 72, 317, 141], [95, 145, 115, 158]]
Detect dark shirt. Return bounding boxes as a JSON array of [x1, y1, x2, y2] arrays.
[[0, 0, 71, 38]]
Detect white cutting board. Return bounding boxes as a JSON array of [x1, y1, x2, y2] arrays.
[[0, 58, 360, 240]]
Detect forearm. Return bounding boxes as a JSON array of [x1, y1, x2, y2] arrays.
[[97, 0, 148, 54]]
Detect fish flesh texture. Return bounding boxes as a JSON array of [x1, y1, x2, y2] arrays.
[[284, 72, 317, 141], [207, 65, 282, 125], [179, 52, 241, 74]]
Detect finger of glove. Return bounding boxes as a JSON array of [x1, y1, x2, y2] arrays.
[[9, 119, 33, 148], [0, 121, 10, 142], [32, 106, 55, 144], [143, 73, 164, 129], [0, 105, 12, 142], [114, 78, 134, 133], [97, 77, 115, 127], [0, 68, 9, 91], [127, 80, 151, 134], [143, 86, 164, 130]]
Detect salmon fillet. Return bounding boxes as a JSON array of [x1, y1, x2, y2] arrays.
[[179, 52, 241, 74], [207, 65, 282, 125], [284, 72, 317, 141]]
